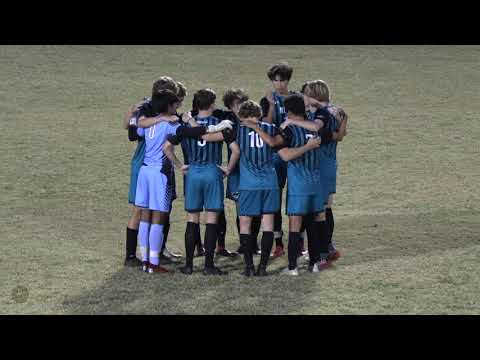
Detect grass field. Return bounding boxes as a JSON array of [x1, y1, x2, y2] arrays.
[[1, 45, 479, 314]]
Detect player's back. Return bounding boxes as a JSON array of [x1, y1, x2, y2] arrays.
[[315, 105, 339, 161], [284, 124, 322, 194], [139, 121, 180, 167], [238, 121, 278, 190], [182, 116, 223, 167]]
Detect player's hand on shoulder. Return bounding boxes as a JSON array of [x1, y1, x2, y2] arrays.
[[265, 90, 275, 104], [280, 118, 291, 130], [208, 120, 233, 133]]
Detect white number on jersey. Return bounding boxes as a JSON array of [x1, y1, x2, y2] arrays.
[[248, 131, 264, 148], [148, 124, 156, 139], [197, 139, 207, 147]]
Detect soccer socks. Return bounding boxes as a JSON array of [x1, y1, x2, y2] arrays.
[[148, 224, 164, 266], [260, 231, 274, 267], [161, 220, 170, 255], [287, 232, 301, 270], [138, 221, 150, 262], [204, 223, 218, 268], [185, 222, 198, 268], [274, 212, 283, 247], [325, 208, 335, 249], [251, 217, 261, 250], [240, 233, 254, 268], [217, 212, 227, 249], [306, 222, 319, 266], [126, 227, 138, 258], [314, 221, 330, 260]]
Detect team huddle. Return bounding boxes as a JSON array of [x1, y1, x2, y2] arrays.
[[122, 63, 348, 276]]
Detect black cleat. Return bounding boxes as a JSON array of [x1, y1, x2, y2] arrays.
[[179, 265, 193, 275], [216, 247, 238, 257], [203, 266, 228, 276], [241, 266, 256, 277], [254, 266, 268, 277], [124, 256, 142, 267]]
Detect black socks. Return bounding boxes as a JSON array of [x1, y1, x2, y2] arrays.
[[217, 211, 227, 248], [325, 208, 334, 246], [204, 223, 218, 268], [260, 231, 274, 267], [240, 233, 254, 267], [161, 221, 170, 254], [185, 222, 198, 267], [288, 232, 301, 270], [126, 227, 138, 258]]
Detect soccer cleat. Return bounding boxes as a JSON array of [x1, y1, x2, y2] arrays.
[[254, 266, 268, 277], [216, 247, 238, 257], [203, 266, 228, 276], [141, 261, 150, 273], [163, 247, 182, 259], [179, 265, 193, 275], [281, 267, 299, 276], [316, 259, 331, 271], [270, 245, 285, 258], [124, 256, 142, 267], [148, 264, 171, 274], [327, 249, 342, 263], [241, 266, 256, 277]]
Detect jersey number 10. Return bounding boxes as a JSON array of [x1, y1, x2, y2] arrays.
[[248, 131, 264, 148]]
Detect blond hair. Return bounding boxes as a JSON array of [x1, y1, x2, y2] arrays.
[[304, 80, 330, 102]]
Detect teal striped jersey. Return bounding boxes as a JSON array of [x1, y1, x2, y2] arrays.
[[282, 125, 322, 195], [238, 121, 279, 190], [308, 105, 339, 161], [182, 116, 223, 166]]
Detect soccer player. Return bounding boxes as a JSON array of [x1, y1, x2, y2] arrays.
[[248, 93, 333, 275], [259, 62, 295, 258], [235, 100, 281, 276], [123, 76, 179, 267], [302, 80, 348, 261], [164, 89, 240, 275]]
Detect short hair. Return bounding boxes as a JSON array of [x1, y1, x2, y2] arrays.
[[267, 62, 293, 81], [238, 100, 262, 119], [222, 88, 249, 109], [193, 89, 216, 111], [300, 81, 311, 94], [152, 76, 178, 96], [151, 89, 180, 114], [176, 81, 187, 99], [303, 80, 330, 102], [284, 93, 306, 117]]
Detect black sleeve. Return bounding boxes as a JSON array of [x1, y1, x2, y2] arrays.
[[167, 134, 182, 145], [128, 126, 139, 142], [222, 128, 236, 145], [176, 124, 207, 138], [260, 97, 270, 117]]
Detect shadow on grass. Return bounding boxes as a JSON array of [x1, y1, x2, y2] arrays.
[[62, 209, 480, 314]]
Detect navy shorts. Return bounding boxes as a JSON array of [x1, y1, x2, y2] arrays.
[[286, 193, 325, 216]]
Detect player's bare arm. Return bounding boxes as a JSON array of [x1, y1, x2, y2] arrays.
[[163, 140, 189, 175], [263, 91, 275, 123], [242, 119, 284, 148], [219, 141, 240, 176], [137, 114, 179, 128], [277, 136, 321, 162], [282, 117, 323, 132]]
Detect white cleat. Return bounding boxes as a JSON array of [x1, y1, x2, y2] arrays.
[[281, 267, 299, 276]]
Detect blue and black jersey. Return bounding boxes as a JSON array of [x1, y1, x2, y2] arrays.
[[260, 91, 295, 127], [238, 121, 279, 191], [280, 125, 322, 195], [313, 105, 340, 161], [180, 116, 223, 167]]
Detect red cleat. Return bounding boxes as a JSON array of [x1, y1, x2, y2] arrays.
[[271, 245, 285, 258], [148, 264, 172, 274], [327, 249, 342, 263]]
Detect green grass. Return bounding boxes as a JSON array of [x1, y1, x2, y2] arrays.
[[1, 45, 480, 314]]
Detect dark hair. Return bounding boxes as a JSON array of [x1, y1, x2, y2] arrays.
[[176, 81, 187, 98], [193, 89, 216, 111], [284, 93, 306, 118], [238, 100, 262, 119], [152, 76, 178, 96], [300, 81, 310, 94], [222, 88, 249, 109], [151, 90, 180, 115], [267, 62, 293, 81]]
